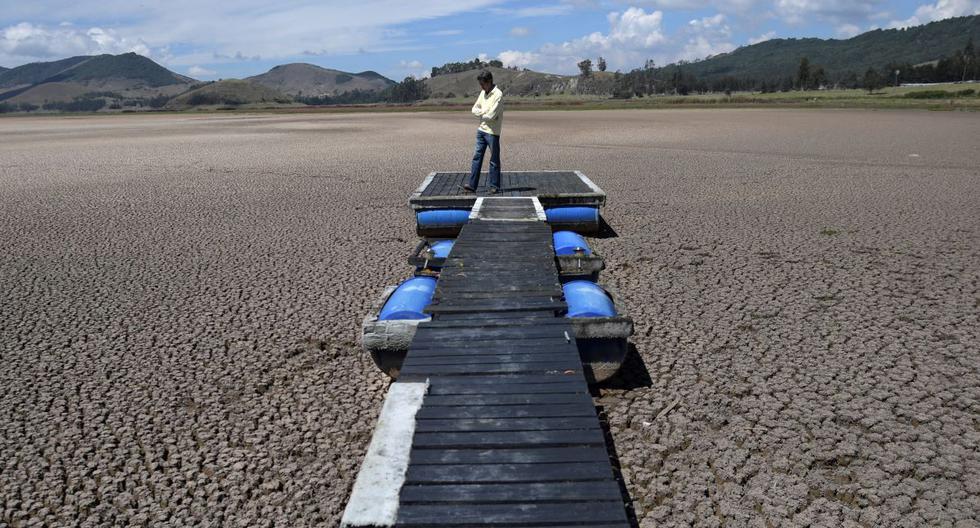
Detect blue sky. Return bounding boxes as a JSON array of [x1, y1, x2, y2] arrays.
[[1, 1, 978, 80]]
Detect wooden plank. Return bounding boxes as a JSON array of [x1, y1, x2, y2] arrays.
[[424, 374, 586, 385], [399, 362, 582, 376], [414, 416, 599, 432], [398, 480, 623, 503], [404, 462, 615, 483], [425, 302, 566, 314], [426, 383, 588, 395], [409, 446, 608, 465], [406, 349, 579, 360], [412, 429, 605, 448], [409, 336, 571, 348], [405, 353, 578, 366], [414, 402, 594, 419], [421, 318, 570, 328], [423, 393, 592, 406], [414, 327, 568, 340]]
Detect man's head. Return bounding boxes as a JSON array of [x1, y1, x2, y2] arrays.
[[477, 70, 494, 92]]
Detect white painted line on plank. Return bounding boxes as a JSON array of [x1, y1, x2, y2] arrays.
[[340, 381, 429, 528], [468, 197, 485, 220], [531, 197, 547, 221], [409, 172, 437, 200], [574, 170, 605, 195]]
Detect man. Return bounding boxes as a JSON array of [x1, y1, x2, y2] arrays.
[[464, 70, 504, 194]]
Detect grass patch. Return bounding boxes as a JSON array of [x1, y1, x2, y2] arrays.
[[820, 228, 841, 236]]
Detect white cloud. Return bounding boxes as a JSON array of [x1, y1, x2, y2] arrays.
[[836, 23, 861, 37], [396, 59, 428, 78], [676, 14, 735, 61], [0, 0, 504, 67], [748, 30, 777, 44], [0, 22, 152, 64], [773, 0, 886, 25], [498, 7, 743, 73], [491, 3, 576, 17], [187, 65, 216, 77], [888, 0, 980, 28], [426, 29, 464, 36], [626, 0, 890, 26], [510, 26, 532, 37], [499, 50, 539, 68]]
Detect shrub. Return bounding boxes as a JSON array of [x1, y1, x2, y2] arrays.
[[905, 90, 952, 99], [42, 97, 107, 112], [147, 94, 171, 108]]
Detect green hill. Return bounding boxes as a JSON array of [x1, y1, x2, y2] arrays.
[[168, 79, 293, 107], [658, 15, 980, 83], [43, 53, 193, 87], [0, 56, 92, 89], [246, 63, 394, 96]]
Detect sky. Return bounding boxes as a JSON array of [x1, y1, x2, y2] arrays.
[[1, 0, 978, 80]]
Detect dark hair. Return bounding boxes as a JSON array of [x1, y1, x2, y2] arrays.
[[477, 70, 493, 84]]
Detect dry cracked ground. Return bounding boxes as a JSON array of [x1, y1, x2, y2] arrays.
[[0, 109, 978, 527]]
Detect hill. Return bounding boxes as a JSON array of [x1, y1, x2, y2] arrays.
[[425, 66, 591, 98], [657, 15, 980, 84], [0, 56, 92, 90], [246, 63, 394, 96], [168, 79, 293, 107], [0, 53, 196, 104], [0, 66, 7, 73]]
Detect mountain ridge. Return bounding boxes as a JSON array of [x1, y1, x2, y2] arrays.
[[246, 63, 394, 96], [654, 15, 980, 83]]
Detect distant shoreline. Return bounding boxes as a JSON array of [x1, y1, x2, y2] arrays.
[[3, 86, 978, 117]]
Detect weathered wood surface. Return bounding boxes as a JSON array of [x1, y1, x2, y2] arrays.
[[392, 200, 629, 526]]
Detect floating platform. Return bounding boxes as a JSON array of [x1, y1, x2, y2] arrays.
[[344, 195, 632, 527], [411, 171, 606, 236]]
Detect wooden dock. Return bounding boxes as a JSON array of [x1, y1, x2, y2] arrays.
[[410, 171, 606, 211], [343, 197, 630, 527]]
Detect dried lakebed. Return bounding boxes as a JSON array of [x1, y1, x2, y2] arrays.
[[1, 109, 978, 527]]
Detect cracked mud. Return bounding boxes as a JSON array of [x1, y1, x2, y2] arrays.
[[1, 109, 977, 527]]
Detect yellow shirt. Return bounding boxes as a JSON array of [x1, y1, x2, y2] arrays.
[[471, 86, 504, 135]]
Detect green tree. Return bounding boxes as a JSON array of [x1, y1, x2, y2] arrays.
[[863, 68, 882, 94], [797, 57, 810, 91], [597, 57, 607, 72], [963, 37, 975, 81], [386, 76, 430, 103], [577, 59, 592, 77]]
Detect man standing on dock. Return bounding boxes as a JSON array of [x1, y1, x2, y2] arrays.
[[464, 70, 504, 194]]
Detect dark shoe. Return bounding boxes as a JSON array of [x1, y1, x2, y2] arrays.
[[487, 187, 499, 195], [461, 184, 476, 193]]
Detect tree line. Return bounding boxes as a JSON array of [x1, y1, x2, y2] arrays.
[[430, 57, 504, 77], [611, 38, 978, 97]]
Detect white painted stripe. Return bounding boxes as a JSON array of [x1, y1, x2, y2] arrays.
[[472, 197, 542, 222], [531, 197, 547, 221], [410, 172, 437, 200], [468, 197, 485, 220], [340, 381, 429, 528], [575, 170, 605, 195]]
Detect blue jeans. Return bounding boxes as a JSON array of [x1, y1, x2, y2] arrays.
[[468, 130, 501, 190]]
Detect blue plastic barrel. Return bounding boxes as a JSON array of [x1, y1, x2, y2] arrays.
[[378, 276, 437, 320], [417, 209, 470, 228], [429, 240, 455, 259], [563, 280, 616, 318], [545, 206, 599, 225], [553, 231, 592, 256]]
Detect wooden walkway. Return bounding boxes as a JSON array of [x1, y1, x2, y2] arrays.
[[409, 171, 606, 211], [343, 197, 630, 527]]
